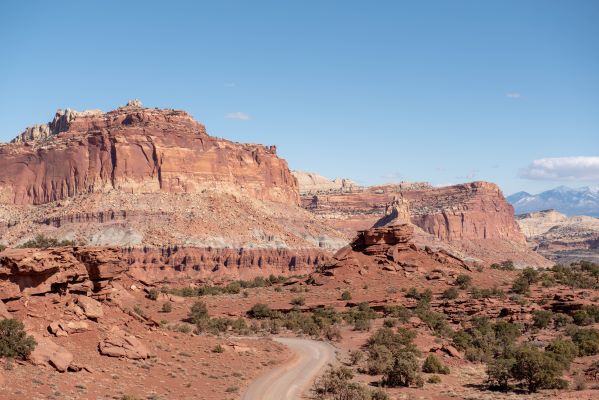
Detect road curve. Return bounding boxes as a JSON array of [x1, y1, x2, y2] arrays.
[[241, 337, 336, 400]]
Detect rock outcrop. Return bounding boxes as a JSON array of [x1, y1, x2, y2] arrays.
[[0, 245, 332, 300], [292, 171, 359, 195], [98, 326, 150, 359], [303, 181, 550, 266], [312, 224, 469, 285], [0, 102, 348, 250], [1, 101, 298, 206], [28, 333, 74, 372], [0, 247, 126, 300]]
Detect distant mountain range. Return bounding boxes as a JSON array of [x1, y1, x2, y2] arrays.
[[507, 186, 599, 217]]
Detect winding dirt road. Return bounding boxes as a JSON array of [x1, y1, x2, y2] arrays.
[[241, 337, 336, 400]]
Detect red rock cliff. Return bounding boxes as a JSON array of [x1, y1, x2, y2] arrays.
[[0, 101, 299, 206]]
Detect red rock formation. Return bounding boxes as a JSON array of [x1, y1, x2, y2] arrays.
[[303, 181, 550, 266], [0, 101, 298, 206], [0, 246, 331, 300]]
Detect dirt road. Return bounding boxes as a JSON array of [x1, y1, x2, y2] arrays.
[[241, 337, 336, 400]]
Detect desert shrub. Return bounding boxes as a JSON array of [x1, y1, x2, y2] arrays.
[[470, 286, 505, 299], [490, 260, 515, 271], [383, 351, 422, 387], [406, 288, 432, 304], [212, 344, 225, 353], [161, 302, 172, 313], [452, 318, 520, 362], [312, 366, 374, 400], [422, 354, 449, 374], [18, 234, 76, 249], [341, 291, 352, 301], [247, 303, 273, 319], [532, 310, 553, 329], [416, 307, 452, 337], [133, 305, 147, 319], [344, 303, 376, 331], [511, 345, 566, 393], [349, 349, 364, 365], [366, 344, 394, 374], [456, 274, 472, 289], [441, 287, 459, 300], [571, 328, 599, 356], [511, 276, 531, 295], [553, 312, 573, 328], [291, 296, 305, 306], [427, 375, 441, 383], [383, 305, 412, 322], [545, 338, 578, 369], [486, 356, 515, 391], [231, 317, 249, 334], [550, 263, 599, 289], [572, 310, 594, 326], [147, 288, 159, 301], [0, 319, 36, 360], [0, 244, 5, 252], [188, 301, 209, 324], [383, 318, 397, 328]]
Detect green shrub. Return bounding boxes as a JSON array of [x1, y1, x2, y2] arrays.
[[532, 310, 553, 329], [427, 374, 441, 383], [312, 366, 374, 400], [511, 345, 565, 393], [571, 328, 599, 356], [291, 296, 305, 306], [456, 274, 472, 289], [247, 303, 273, 319], [188, 301, 209, 324], [18, 234, 76, 249], [341, 291, 352, 301], [422, 354, 449, 374], [441, 287, 459, 300], [212, 344, 225, 353], [486, 356, 515, 391], [161, 302, 172, 313], [553, 313, 573, 328], [490, 260, 515, 271], [0, 319, 36, 360], [383, 352, 422, 387], [545, 338, 578, 369], [470, 286, 505, 299], [383, 305, 411, 322], [366, 344, 393, 374], [349, 349, 364, 365], [147, 288, 159, 301]]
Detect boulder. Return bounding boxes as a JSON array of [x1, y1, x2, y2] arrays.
[[49, 320, 90, 336], [98, 326, 150, 359], [76, 296, 103, 319], [28, 333, 73, 372]]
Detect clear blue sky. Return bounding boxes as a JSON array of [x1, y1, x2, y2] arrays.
[[1, 0, 598, 195]]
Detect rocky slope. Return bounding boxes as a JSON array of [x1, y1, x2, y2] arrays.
[[516, 209, 599, 263], [0, 101, 347, 250], [292, 171, 359, 195], [302, 181, 550, 267]]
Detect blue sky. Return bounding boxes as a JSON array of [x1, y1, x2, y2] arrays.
[[1, 0, 598, 195]]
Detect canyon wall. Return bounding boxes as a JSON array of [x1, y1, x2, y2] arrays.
[[0, 246, 331, 300], [302, 181, 549, 266], [0, 101, 298, 206]]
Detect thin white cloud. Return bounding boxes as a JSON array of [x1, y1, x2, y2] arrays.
[[225, 112, 250, 120], [506, 92, 521, 99], [520, 156, 599, 181], [224, 82, 236, 88]]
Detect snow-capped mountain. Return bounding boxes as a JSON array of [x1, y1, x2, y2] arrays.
[[507, 186, 599, 217]]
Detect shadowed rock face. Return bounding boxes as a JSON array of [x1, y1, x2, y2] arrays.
[[0, 102, 298, 206]]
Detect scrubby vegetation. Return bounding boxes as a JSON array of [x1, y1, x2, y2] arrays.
[[17, 234, 77, 249], [490, 260, 515, 271], [0, 319, 36, 360], [312, 366, 389, 400], [163, 275, 296, 297], [422, 354, 450, 374]]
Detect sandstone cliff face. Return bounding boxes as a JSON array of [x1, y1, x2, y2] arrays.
[[0, 101, 298, 206], [0, 102, 349, 250], [303, 181, 550, 266], [0, 246, 331, 300]]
